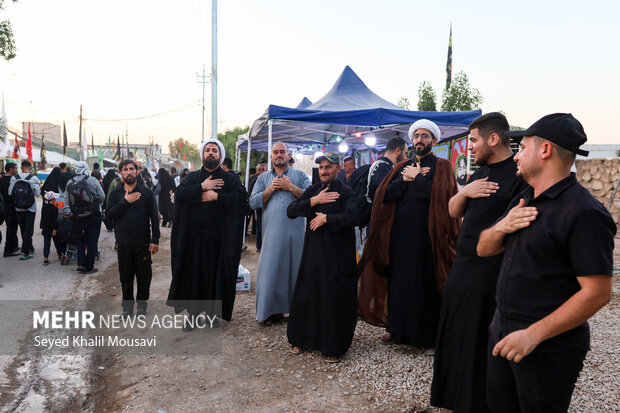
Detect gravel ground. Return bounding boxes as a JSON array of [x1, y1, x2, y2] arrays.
[[92, 233, 620, 413], [1, 208, 618, 412]]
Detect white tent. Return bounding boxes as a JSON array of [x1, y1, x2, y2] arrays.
[[4, 146, 78, 164]]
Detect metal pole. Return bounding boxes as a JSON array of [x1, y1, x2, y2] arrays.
[[267, 119, 273, 171], [245, 138, 251, 191], [211, 0, 217, 141], [78, 104, 82, 160], [201, 65, 206, 141]]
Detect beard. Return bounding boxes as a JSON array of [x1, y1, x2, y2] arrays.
[[415, 143, 433, 157], [473, 144, 493, 166], [273, 157, 287, 167], [203, 156, 219, 170], [319, 174, 335, 185], [124, 175, 136, 185]]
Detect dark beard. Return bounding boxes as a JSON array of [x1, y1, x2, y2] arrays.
[[203, 158, 219, 170], [415, 143, 432, 157], [124, 175, 136, 185]]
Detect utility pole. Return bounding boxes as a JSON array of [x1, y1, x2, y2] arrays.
[[78, 104, 82, 160], [211, 0, 218, 141], [196, 65, 209, 141]]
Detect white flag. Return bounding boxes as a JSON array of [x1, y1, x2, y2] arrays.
[[0, 97, 7, 144], [82, 130, 88, 160]]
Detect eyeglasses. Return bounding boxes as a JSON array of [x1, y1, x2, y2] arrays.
[[412, 133, 432, 140]]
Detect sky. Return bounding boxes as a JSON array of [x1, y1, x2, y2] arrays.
[[1, 0, 618, 153]]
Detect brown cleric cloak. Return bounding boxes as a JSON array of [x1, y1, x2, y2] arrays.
[[357, 157, 460, 326]]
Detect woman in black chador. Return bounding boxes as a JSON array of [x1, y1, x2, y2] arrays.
[[40, 167, 64, 264], [156, 168, 175, 227]]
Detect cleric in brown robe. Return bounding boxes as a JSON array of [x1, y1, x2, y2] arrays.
[[358, 119, 460, 350]]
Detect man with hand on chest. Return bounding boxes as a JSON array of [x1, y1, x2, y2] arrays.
[[106, 159, 160, 318], [286, 152, 359, 363]]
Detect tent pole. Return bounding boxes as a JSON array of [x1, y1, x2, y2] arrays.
[[267, 119, 273, 171], [245, 139, 251, 191]]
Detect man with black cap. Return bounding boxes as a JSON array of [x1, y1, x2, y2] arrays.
[[477, 113, 615, 412], [286, 152, 359, 363]]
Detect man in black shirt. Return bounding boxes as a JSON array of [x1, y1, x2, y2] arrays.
[[0, 162, 19, 256], [106, 159, 160, 318], [432, 112, 527, 413], [477, 113, 615, 412]]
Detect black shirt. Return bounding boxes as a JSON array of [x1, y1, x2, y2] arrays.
[[0, 175, 15, 215], [366, 156, 394, 202], [106, 183, 160, 246], [490, 173, 616, 353], [458, 156, 528, 257]]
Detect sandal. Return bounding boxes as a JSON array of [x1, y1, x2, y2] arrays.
[[261, 313, 284, 327], [324, 356, 341, 364], [291, 346, 302, 355]]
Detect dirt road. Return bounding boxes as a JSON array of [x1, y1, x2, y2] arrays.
[[1, 211, 618, 412]]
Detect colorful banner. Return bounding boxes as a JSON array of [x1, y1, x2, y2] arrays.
[[451, 136, 468, 187], [432, 142, 451, 160]]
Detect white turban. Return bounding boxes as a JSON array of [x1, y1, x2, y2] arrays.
[[74, 161, 90, 176], [408, 119, 441, 141], [200, 139, 226, 166]]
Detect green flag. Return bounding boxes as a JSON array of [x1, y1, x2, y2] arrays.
[[99, 146, 103, 164], [446, 23, 453, 89]]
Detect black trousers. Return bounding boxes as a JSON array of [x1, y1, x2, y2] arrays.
[[16, 211, 35, 254], [118, 245, 152, 309], [3, 213, 19, 253], [487, 341, 586, 413], [74, 213, 102, 270]]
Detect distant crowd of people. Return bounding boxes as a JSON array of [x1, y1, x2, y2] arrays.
[[0, 112, 616, 412]]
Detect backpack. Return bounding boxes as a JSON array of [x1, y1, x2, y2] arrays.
[[346, 165, 372, 228], [67, 177, 98, 217], [11, 173, 36, 209]]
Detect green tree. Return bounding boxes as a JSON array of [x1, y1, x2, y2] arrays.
[[397, 97, 410, 110], [417, 81, 437, 111], [168, 137, 200, 165], [0, 0, 18, 61], [218, 126, 267, 183], [441, 71, 483, 111]]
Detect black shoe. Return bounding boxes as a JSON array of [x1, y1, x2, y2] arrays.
[[3, 251, 20, 257], [121, 310, 133, 321], [84, 268, 98, 274], [136, 307, 148, 317], [76, 266, 85, 273], [182, 315, 196, 332]]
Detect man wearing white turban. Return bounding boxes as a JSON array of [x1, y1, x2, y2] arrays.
[[363, 119, 459, 353], [167, 140, 250, 328]]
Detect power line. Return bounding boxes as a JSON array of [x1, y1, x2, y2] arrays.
[[85, 101, 200, 122]]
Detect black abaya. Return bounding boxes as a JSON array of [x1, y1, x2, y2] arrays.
[[431, 157, 528, 412], [157, 168, 174, 226], [167, 167, 249, 321], [383, 154, 439, 347], [286, 179, 359, 358]]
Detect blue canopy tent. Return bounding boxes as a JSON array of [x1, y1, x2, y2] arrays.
[[237, 66, 481, 181]]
